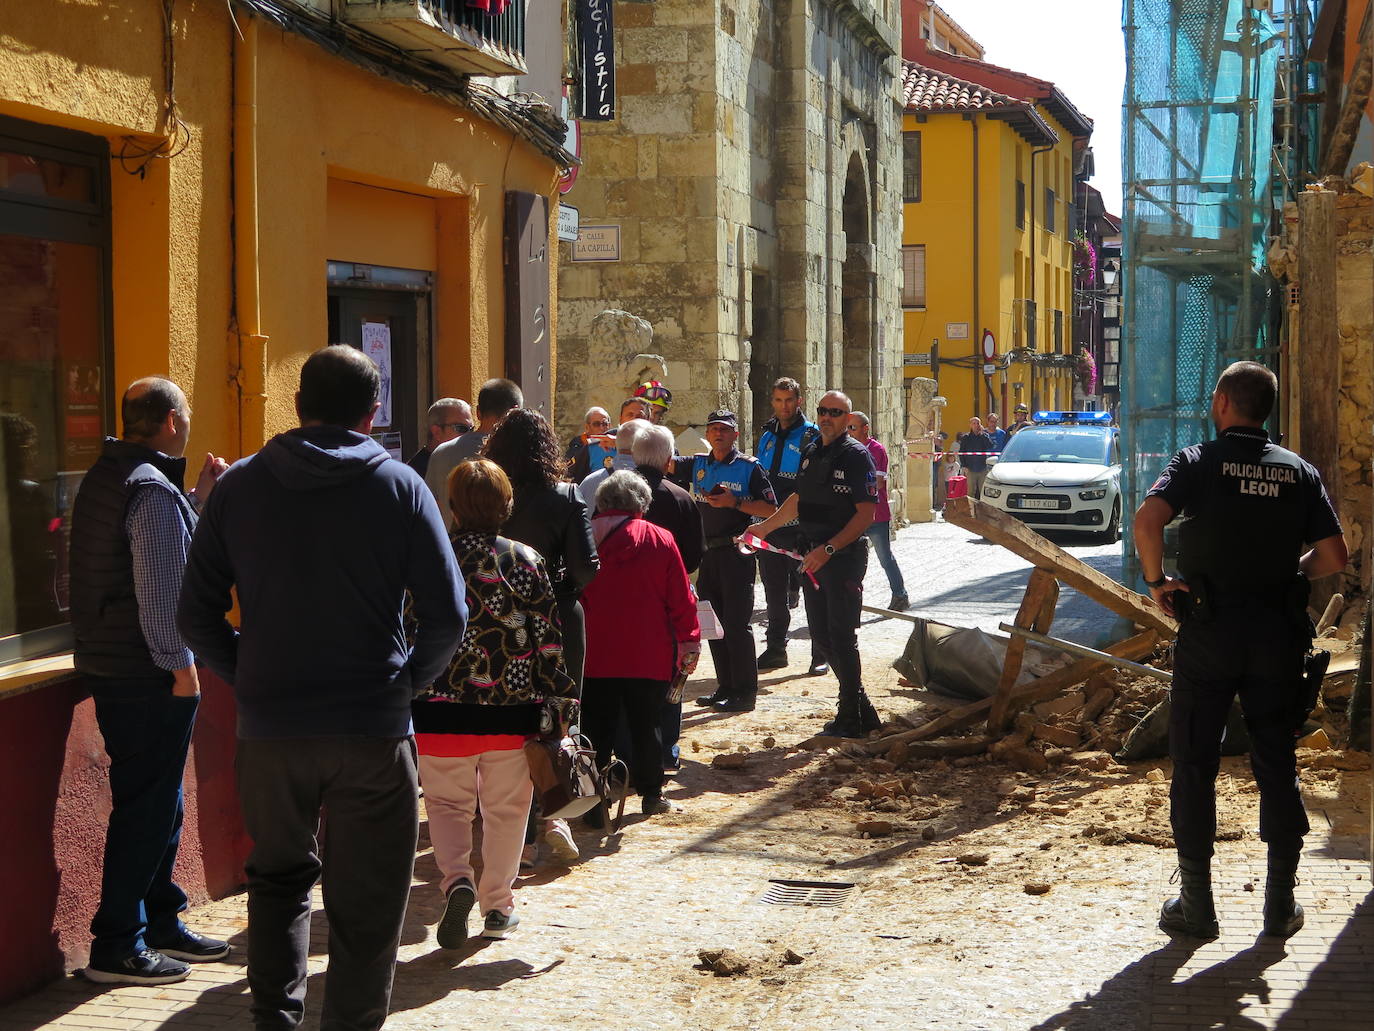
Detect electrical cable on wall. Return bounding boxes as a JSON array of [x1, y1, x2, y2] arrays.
[[116, 0, 192, 177]]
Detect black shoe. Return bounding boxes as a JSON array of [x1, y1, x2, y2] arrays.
[[857, 694, 882, 733], [642, 795, 673, 816], [807, 661, 830, 676], [83, 949, 190, 985], [757, 647, 787, 671], [436, 880, 476, 949], [1158, 856, 1219, 939], [889, 595, 909, 613], [712, 696, 756, 713], [145, 928, 230, 963], [695, 691, 727, 707], [820, 717, 865, 738]]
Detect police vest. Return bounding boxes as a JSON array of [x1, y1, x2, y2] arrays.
[[1176, 433, 1312, 592], [690, 451, 758, 538], [795, 438, 860, 542], [757, 418, 818, 499]]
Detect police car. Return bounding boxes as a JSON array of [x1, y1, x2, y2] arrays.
[[977, 411, 1123, 542]]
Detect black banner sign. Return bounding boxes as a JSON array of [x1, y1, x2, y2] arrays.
[[576, 0, 614, 121]]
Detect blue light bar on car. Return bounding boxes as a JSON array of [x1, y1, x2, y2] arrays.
[[1032, 411, 1113, 425]]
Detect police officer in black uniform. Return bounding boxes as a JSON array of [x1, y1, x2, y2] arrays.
[[753, 390, 880, 737], [755, 377, 823, 672], [687, 410, 777, 713], [1134, 361, 1347, 940]]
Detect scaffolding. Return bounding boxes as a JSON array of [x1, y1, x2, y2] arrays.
[[1119, 0, 1315, 580]]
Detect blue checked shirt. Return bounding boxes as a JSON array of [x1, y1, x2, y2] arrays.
[[125, 486, 197, 672]]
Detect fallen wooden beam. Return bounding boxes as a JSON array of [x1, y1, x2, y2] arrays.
[[942, 496, 1177, 638], [997, 623, 1172, 683], [865, 630, 1160, 752], [989, 569, 1060, 730]]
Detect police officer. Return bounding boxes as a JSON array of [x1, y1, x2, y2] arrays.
[[755, 377, 822, 672], [753, 390, 880, 737], [1134, 361, 1347, 940], [688, 410, 776, 713]]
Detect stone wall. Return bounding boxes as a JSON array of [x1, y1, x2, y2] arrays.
[[1272, 182, 1374, 590], [557, 0, 905, 511]]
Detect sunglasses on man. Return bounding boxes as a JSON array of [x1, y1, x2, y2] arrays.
[[816, 405, 848, 418]]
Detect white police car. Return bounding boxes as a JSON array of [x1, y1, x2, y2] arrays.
[[978, 411, 1123, 542]]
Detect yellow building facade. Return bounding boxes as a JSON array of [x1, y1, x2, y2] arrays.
[[899, 57, 1092, 435]]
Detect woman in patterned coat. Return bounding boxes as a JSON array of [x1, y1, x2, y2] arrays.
[[412, 459, 577, 948]]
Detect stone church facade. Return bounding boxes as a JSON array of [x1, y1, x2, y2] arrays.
[[556, 0, 907, 511]]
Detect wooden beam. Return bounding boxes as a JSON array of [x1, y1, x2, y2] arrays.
[[989, 569, 1059, 731], [1297, 187, 1341, 615], [942, 496, 1178, 637], [1323, 13, 1373, 176]]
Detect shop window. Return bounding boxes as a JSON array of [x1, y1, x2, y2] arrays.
[[0, 116, 111, 662], [900, 245, 925, 309], [902, 131, 921, 203]]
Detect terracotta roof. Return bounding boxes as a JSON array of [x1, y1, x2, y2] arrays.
[[902, 62, 1017, 112], [902, 61, 1059, 147], [912, 47, 1095, 139]]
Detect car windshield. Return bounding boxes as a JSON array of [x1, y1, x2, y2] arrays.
[[1000, 427, 1112, 465]]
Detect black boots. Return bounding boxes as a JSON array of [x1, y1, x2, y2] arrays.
[[1159, 854, 1220, 939], [1262, 843, 1305, 938], [821, 692, 882, 738]]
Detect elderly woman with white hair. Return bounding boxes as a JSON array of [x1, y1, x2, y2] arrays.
[[579, 470, 700, 820]]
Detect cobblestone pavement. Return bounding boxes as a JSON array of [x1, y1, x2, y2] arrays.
[[4, 521, 1370, 1031]]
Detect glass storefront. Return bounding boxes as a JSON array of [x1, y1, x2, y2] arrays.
[[0, 117, 111, 659]]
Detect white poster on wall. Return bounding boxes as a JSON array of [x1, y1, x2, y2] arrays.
[[361, 321, 393, 427]]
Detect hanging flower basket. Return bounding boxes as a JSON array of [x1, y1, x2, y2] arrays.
[[1075, 349, 1098, 394], [1072, 231, 1097, 289]]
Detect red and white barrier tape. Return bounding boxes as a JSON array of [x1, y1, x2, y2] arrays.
[[734, 533, 820, 588], [906, 451, 1000, 459]]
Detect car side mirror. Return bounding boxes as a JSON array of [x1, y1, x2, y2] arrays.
[[987, 456, 999, 467]]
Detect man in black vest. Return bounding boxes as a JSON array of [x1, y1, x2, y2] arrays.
[[752, 390, 880, 737], [1134, 361, 1347, 941], [70, 378, 229, 985]]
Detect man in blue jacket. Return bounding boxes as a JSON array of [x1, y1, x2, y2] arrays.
[[178, 345, 466, 1031]]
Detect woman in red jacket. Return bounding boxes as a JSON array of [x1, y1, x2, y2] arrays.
[[580, 470, 700, 820]]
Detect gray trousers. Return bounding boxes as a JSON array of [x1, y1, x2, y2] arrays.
[[235, 736, 419, 1031]]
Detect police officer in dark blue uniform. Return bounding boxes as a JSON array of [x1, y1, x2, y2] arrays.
[[755, 377, 823, 672], [1134, 361, 1347, 941], [688, 410, 777, 713], [753, 390, 879, 737]]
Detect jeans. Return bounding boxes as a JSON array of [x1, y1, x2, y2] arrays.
[[696, 546, 758, 701], [236, 736, 420, 1031], [801, 543, 868, 704], [1169, 606, 1310, 860], [88, 675, 198, 965], [865, 522, 906, 598], [582, 677, 666, 800]]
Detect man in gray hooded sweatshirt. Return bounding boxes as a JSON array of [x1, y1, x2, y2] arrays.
[[178, 345, 466, 1031]]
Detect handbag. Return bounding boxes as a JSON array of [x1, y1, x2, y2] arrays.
[[523, 733, 628, 831]]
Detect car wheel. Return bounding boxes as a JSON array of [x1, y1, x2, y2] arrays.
[[1098, 499, 1121, 544]]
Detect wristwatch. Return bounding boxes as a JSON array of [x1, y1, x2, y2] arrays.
[[1143, 573, 1167, 589], [823, 543, 836, 556]]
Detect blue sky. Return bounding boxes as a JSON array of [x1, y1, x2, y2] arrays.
[[938, 0, 1126, 214]]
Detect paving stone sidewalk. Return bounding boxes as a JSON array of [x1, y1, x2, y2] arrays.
[[3, 521, 1369, 1031]]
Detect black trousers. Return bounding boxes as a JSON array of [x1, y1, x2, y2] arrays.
[[697, 545, 758, 701], [1169, 606, 1310, 860], [758, 526, 802, 652], [235, 736, 419, 1031], [555, 595, 586, 693], [802, 543, 868, 705], [581, 677, 666, 800]]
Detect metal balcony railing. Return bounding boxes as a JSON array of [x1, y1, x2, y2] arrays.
[[343, 0, 527, 77]]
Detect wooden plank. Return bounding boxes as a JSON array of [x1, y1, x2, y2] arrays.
[[943, 496, 1177, 637], [989, 569, 1059, 731], [997, 631, 1159, 720], [1322, 14, 1373, 175]]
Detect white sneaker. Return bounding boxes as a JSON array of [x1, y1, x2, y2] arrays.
[[543, 819, 580, 864], [482, 909, 520, 939]]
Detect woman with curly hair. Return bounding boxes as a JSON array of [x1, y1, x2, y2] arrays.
[[482, 409, 599, 862]]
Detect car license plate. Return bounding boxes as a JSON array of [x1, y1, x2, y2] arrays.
[[1020, 498, 1061, 510]]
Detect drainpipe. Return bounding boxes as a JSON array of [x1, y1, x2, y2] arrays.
[[1028, 139, 1054, 412], [233, 13, 268, 458], [970, 113, 980, 420]]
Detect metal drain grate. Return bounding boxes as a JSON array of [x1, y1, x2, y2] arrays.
[[756, 879, 855, 907]]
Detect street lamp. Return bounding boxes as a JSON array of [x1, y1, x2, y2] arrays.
[[1102, 262, 1119, 288]]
